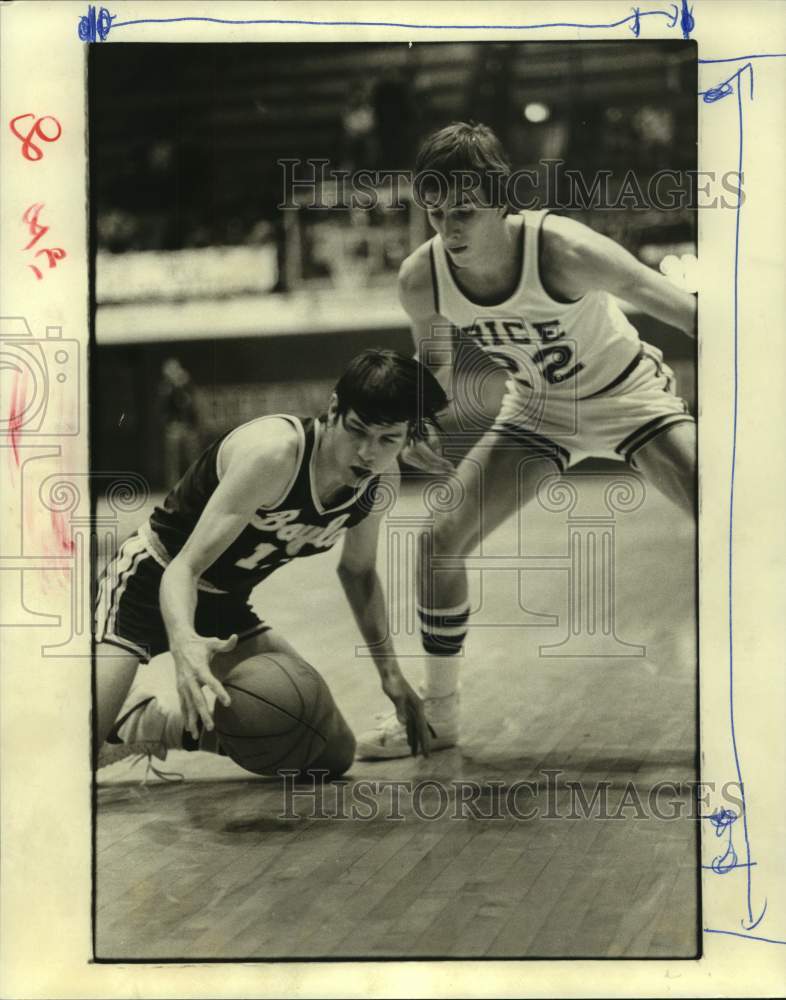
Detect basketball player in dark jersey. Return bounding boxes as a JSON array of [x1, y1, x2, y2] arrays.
[[358, 122, 697, 758], [95, 350, 447, 769]]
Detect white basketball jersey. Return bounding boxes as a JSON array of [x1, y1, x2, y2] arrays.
[[429, 209, 642, 399]]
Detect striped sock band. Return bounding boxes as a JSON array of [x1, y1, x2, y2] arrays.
[[418, 602, 470, 656]]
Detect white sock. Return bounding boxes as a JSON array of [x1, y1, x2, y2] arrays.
[[424, 657, 461, 699], [117, 686, 183, 749]]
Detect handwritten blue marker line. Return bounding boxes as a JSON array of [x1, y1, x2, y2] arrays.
[[726, 63, 768, 935], [701, 862, 757, 871], [706, 808, 740, 873], [698, 61, 771, 930], [79, 3, 697, 41], [700, 63, 755, 103], [699, 53, 786, 64], [725, 59, 743, 899], [704, 928, 786, 947], [679, 0, 695, 37], [108, 12, 672, 32]]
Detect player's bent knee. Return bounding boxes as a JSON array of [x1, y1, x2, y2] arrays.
[[430, 512, 478, 559], [634, 422, 696, 515], [94, 644, 142, 753]]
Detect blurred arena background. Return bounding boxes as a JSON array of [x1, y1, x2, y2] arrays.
[[91, 41, 696, 491]]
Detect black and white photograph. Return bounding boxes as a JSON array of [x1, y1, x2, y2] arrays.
[[91, 38, 702, 961], [5, 4, 786, 995]]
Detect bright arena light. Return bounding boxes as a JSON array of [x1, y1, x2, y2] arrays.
[[523, 102, 550, 123], [659, 252, 699, 294]]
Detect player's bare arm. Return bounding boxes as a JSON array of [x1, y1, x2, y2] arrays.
[[541, 214, 697, 337], [336, 467, 431, 756], [398, 245, 454, 368], [396, 248, 455, 473], [160, 418, 300, 736]]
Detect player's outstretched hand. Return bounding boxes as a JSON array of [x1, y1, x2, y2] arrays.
[[171, 634, 236, 739], [400, 436, 454, 474], [381, 671, 432, 757]]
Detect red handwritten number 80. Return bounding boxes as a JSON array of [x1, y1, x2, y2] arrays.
[[9, 114, 62, 161]]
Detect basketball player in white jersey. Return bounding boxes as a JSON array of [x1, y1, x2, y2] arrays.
[[96, 350, 447, 770], [357, 122, 696, 758]]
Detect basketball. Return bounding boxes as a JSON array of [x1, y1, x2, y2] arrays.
[[214, 652, 337, 775]]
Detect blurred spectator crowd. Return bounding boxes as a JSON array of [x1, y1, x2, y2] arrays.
[[93, 41, 696, 272]]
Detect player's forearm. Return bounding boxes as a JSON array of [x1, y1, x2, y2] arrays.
[[413, 329, 454, 392], [160, 557, 201, 645], [429, 361, 454, 398], [633, 283, 696, 338], [604, 259, 697, 338], [411, 354, 458, 440], [337, 566, 400, 678]]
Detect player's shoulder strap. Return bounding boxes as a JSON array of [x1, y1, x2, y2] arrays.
[[425, 236, 441, 316], [520, 209, 586, 306], [399, 238, 441, 319], [216, 413, 306, 501]]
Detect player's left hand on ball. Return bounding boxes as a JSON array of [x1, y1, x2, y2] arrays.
[[382, 671, 432, 757], [172, 633, 236, 739]]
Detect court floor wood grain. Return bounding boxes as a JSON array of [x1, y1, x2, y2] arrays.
[[96, 472, 698, 959]]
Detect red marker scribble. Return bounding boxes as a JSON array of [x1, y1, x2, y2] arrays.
[[30, 247, 67, 280], [7, 369, 27, 467], [22, 202, 49, 250], [35, 247, 67, 266], [9, 113, 62, 161], [50, 509, 75, 554], [21, 204, 66, 279]]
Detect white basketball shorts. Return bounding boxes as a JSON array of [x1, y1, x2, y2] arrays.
[[492, 343, 694, 471]]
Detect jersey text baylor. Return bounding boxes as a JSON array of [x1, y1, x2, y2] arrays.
[[142, 415, 380, 593]]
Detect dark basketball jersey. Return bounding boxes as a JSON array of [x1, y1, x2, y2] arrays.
[[143, 415, 381, 593]]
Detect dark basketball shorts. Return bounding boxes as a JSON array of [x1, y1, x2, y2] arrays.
[[95, 532, 270, 663]]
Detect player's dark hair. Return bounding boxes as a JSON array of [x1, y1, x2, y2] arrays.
[[414, 121, 512, 210], [333, 349, 447, 442]]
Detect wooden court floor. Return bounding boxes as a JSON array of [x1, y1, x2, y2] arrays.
[[96, 470, 699, 960]]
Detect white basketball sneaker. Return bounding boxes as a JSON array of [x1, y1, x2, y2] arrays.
[[355, 692, 460, 760], [98, 683, 188, 777]]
